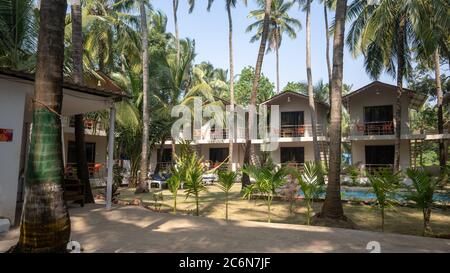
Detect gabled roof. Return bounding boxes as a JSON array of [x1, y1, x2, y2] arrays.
[[342, 81, 428, 110], [261, 90, 329, 108], [0, 68, 129, 101]]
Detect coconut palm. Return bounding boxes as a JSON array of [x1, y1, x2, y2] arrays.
[[247, 0, 301, 94], [0, 0, 38, 70], [71, 1, 95, 204], [173, 0, 180, 63], [320, 0, 335, 101], [136, 0, 151, 194], [13, 0, 70, 253], [184, 152, 207, 216], [367, 168, 402, 232], [217, 170, 237, 220], [318, 0, 348, 221], [190, 0, 248, 172], [243, 165, 287, 223], [166, 165, 183, 214], [293, 0, 321, 164], [405, 168, 440, 236], [242, 0, 273, 188]]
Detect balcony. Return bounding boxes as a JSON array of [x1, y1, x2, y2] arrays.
[[349, 121, 395, 136], [276, 124, 327, 138]]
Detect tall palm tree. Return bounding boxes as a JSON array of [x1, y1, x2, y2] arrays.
[[318, 0, 348, 221], [173, 0, 180, 63], [192, 0, 248, 171], [242, 0, 273, 188], [346, 0, 419, 172], [247, 0, 301, 94], [137, 0, 151, 193], [71, 1, 94, 204], [294, 0, 320, 164], [13, 0, 70, 252], [320, 0, 334, 100]]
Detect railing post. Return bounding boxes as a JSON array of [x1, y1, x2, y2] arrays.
[[106, 105, 116, 210]]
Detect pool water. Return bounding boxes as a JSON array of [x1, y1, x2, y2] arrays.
[[299, 189, 450, 203]]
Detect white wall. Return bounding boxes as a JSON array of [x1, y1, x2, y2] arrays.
[[0, 79, 27, 224]]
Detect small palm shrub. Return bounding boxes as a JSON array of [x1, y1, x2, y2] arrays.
[[367, 168, 402, 232], [406, 168, 440, 236], [288, 162, 323, 225], [280, 174, 300, 215], [346, 165, 360, 186], [166, 167, 183, 214], [184, 153, 207, 216], [217, 170, 237, 220], [243, 165, 287, 223]]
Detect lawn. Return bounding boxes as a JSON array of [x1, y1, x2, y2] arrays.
[[111, 183, 450, 238]]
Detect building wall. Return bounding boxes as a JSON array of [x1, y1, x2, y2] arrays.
[[347, 88, 411, 133], [0, 79, 27, 223], [351, 140, 410, 170]]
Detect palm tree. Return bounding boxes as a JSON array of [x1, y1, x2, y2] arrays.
[[13, 0, 70, 252], [320, 0, 334, 101], [71, 1, 94, 204], [247, 0, 301, 94], [184, 152, 207, 216], [242, 0, 273, 188], [136, 0, 151, 194], [294, 0, 320, 164], [217, 170, 237, 220], [190, 0, 247, 172], [173, 0, 180, 63], [243, 165, 286, 223], [318, 0, 348, 221], [346, 0, 420, 172]]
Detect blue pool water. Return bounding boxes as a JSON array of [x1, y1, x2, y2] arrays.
[[299, 189, 450, 203]]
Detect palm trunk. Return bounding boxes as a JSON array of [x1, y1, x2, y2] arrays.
[[72, 3, 94, 204], [434, 49, 446, 170], [306, 0, 321, 164], [381, 207, 385, 232], [242, 0, 273, 188], [394, 15, 406, 172], [423, 207, 432, 236], [227, 4, 235, 172], [173, 0, 180, 64], [319, 0, 347, 220], [225, 192, 229, 220], [137, 1, 150, 193], [14, 0, 70, 253], [324, 2, 332, 103], [276, 33, 280, 94]]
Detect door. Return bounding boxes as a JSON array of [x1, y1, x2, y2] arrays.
[[365, 145, 395, 166], [280, 147, 305, 164], [68, 141, 96, 163]]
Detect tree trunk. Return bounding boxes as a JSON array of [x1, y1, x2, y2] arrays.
[[324, 2, 332, 103], [319, 0, 348, 220], [242, 0, 273, 188], [306, 0, 321, 164], [173, 0, 180, 64], [276, 32, 280, 94], [394, 15, 406, 172], [423, 207, 432, 236], [14, 0, 70, 253], [72, 3, 94, 204], [227, 3, 235, 172], [137, 1, 150, 194], [434, 49, 446, 170]]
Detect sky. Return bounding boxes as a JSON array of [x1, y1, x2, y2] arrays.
[[151, 0, 396, 91]]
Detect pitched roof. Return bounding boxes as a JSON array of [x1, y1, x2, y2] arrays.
[[342, 81, 428, 110], [261, 90, 329, 108], [0, 68, 128, 101]]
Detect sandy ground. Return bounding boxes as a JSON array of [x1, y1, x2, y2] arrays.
[[1, 203, 449, 253]]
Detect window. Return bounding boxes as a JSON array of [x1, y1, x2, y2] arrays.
[[209, 148, 229, 163], [67, 141, 96, 163], [365, 145, 394, 165], [364, 105, 393, 123], [281, 112, 304, 127], [281, 147, 305, 164]]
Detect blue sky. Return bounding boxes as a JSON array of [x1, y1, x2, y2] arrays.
[[152, 0, 396, 91]]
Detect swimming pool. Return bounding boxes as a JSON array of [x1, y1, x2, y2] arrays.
[[299, 188, 450, 203]]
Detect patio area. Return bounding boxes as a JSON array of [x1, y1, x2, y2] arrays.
[[1, 204, 449, 253]]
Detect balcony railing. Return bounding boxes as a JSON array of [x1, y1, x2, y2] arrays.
[[274, 124, 327, 138], [349, 121, 395, 136]]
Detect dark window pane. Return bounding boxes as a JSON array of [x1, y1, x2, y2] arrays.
[[281, 112, 304, 126], [157, 149, 172, 162], [364, 105, 393, 122], [365, 145, 395, 165], [68, 141, 96, 163], [281, 147, 305, 163], [209, 148, 229, 163]]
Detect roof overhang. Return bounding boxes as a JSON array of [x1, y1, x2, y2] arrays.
[[261, 90, 329, 108], [342, 81, 428, 110]]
